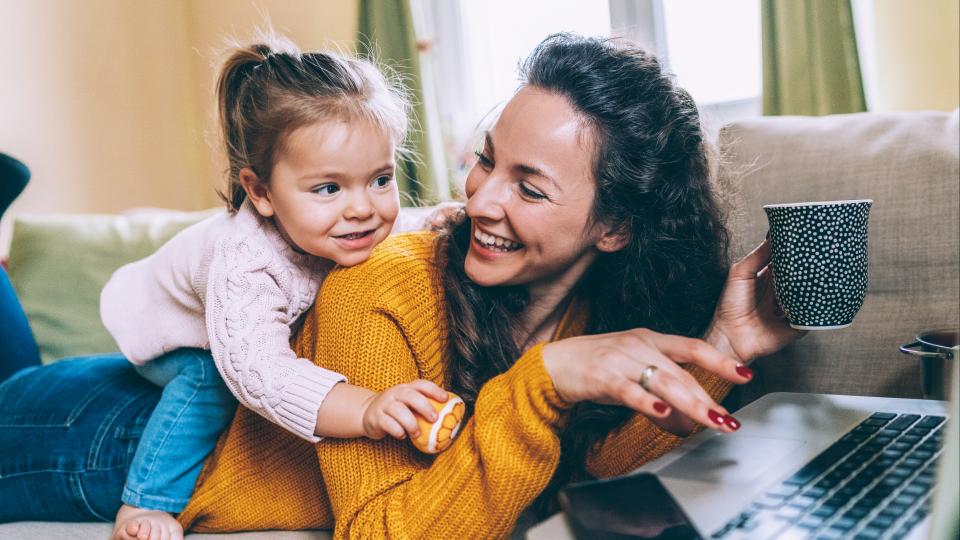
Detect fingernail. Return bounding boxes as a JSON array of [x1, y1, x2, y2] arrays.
[[724, 415, 741, 431], [431, 413, 438, 421], [653, 401, 669, 414], [708, 409, 726, 425], [735, 364, 753, 379]]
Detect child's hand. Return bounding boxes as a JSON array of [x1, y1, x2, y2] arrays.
[[361, 380, 449, 440], [426, 201, 464, 229]]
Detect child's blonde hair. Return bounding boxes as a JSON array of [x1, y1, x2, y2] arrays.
[[216, 33, 409, 212]]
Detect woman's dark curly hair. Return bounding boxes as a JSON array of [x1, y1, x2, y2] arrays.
[[435, 33, 730, 512]]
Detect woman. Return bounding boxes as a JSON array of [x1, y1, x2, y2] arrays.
[[175, 34, 798, 537], [0, 34, 797, 537]]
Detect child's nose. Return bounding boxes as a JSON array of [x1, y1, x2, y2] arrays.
[[343, 192, 374, 220]]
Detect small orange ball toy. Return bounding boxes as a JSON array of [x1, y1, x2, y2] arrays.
[[412, 392, 466, 454]]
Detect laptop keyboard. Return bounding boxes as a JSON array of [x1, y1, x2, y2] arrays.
[[710, 412, 946, 540]]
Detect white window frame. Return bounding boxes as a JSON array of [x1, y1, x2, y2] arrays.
[[609, 0, 762, 131]]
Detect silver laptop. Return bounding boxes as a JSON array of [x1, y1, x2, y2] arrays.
[[528, 360, 958, 540]]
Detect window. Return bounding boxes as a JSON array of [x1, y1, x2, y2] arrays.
[[418, 0, 762, 189]]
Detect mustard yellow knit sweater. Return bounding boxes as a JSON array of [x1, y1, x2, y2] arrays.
[[178, 232, 731, 538]]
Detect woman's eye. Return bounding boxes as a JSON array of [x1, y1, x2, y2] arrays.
[[314, 184, 339, 196], [372, 175, 393, 188], [519, 182, 548, 201], [474, 150, 493, 169]]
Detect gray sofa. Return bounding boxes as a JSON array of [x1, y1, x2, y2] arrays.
[[1, 110, 957, 539], [721, 109, 959, 407]]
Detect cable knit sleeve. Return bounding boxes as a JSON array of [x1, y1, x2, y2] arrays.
[[204, 234, 345, 442], [307, 242, 572, 539], [314, 315, 570, 539]]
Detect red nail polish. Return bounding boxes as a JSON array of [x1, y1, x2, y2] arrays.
[[735, 365, 753, 379], [653, 401, 669, 414], [708, 409, 725, 425], [724, 415, 741, 430]]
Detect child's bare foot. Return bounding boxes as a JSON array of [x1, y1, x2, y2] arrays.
[[111, 503, 183, 540]]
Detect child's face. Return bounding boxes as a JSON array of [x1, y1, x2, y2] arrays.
[[255, 119, 400, 266]]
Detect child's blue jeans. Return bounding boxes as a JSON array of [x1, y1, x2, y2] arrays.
[[123, 348, 237, 513]]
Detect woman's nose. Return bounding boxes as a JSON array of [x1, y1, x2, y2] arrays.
[[465, 174, 508, 222]]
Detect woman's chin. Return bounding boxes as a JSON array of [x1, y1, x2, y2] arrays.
[[464, 254, 514, 288]]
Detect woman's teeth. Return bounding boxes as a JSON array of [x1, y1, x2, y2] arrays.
[[474, 229, 522, 251]]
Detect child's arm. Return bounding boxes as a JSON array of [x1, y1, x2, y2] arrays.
[[314, 380, 448, 439], [205, 235, 348, 443]]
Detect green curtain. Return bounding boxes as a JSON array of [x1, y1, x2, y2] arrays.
[[357, 0, 436, 204], [762, 0, 867, 116]]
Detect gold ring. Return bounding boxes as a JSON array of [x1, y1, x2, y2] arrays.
[[639, 365, 658, 391]]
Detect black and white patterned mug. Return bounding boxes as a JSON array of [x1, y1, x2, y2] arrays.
[[763, 199, 872, 330]]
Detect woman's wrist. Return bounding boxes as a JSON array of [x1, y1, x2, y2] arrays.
[[703, 324, 745, 365]]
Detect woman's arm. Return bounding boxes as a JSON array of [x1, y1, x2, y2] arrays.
[[311, 293, 570, 539], [586, 238, 803, 479]]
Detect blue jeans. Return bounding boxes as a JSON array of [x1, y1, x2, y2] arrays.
[[0, 354, 160, 522], [0, 349, 237, 522], [0, 265, 40, 382], [124, 348, 237, 512]]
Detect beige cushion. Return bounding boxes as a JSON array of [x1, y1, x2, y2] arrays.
[[720, 110, 960, 404]]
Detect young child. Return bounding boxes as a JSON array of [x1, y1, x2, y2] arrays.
[[100, 36, 448, 540]]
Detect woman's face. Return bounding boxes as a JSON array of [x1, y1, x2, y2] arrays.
[[463, 86, 619, 292]]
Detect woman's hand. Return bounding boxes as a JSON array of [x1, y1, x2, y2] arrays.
[[705, 238, 805, 365], [542, 329, 753, 434]]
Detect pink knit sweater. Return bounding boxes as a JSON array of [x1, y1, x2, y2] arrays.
[[101, 201, 434, 442]]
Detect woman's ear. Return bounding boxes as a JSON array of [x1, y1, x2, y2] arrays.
[[239, 168, 274, 217], [596, 223, 630, 253]]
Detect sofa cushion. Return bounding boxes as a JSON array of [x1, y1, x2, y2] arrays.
[[7, 208, 218, 364], [720, 110, 960, 404]]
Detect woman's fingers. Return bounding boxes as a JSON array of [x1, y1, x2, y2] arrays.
[[634, 330, 753, 384], [637, 365, 739, 432], [615, 330, 742, 432], [730, 237, 773, 279], [613, 379, 672, 418]]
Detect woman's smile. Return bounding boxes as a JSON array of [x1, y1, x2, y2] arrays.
[[471, 224, 524, 255]]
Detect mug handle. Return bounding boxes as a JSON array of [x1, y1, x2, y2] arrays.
[[899, 341, 947, 359]]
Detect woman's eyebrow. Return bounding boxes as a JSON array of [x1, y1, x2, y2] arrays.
[[484, 132, 495, 154]]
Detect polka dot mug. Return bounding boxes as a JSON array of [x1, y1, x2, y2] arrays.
[[763, 200, 872, 330]]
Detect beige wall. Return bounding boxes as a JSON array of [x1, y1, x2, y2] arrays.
[[0, 0, 357, 253], [871, 0, 960, 112]]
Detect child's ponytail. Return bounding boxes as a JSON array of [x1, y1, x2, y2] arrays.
[[216, 43, 273, 212], [213, 32, 409, 213]]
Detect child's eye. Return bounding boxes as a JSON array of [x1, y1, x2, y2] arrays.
[[474, 150, 493, 170], [371, 175, 393, 189], [313, 183, 340, 196], [519, 182, 548, 201]]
